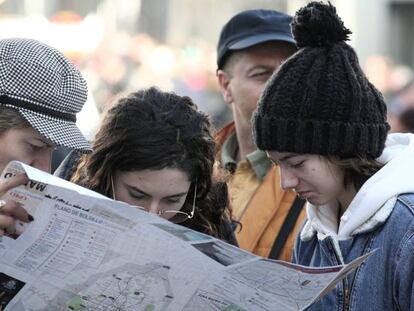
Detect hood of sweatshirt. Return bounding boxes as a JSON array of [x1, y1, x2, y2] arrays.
[[303, 133, 414, 241]]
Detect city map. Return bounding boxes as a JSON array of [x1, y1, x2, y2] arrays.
[[47, 262, 174, 311]]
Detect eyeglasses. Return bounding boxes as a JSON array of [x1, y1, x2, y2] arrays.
[[158, 179, 197, 223], [111, 176, 197, 224]]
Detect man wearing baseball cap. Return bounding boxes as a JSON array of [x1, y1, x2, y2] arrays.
[[215, 10, 306, 261], [0, 38, 91, 237]]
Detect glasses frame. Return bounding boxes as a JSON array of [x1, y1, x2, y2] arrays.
[[110, 175, 197, 224], [158, 178, 196, 223]]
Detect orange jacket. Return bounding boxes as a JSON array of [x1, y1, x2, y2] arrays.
[[215, 122, 307, 261]]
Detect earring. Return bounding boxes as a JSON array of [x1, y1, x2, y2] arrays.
[[110, 176, 116, 200]]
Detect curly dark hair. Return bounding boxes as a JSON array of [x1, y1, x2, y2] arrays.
[[71, 87, 230, 239]]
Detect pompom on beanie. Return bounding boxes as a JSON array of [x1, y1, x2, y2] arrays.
[[253, 1, 390, 159]]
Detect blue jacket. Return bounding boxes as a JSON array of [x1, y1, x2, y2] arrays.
[[293, 195, 414, 310], [293, 134, 414, 310]]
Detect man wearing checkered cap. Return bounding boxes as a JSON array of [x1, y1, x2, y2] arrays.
[[0, 38, 91, 238]]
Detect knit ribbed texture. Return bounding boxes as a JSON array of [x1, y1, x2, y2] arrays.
[[253, 2, 389, 159]]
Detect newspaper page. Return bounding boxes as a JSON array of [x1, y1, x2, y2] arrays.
[[0, 161, 371, 311]]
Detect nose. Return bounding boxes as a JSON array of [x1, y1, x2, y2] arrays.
[[145, 200, 160, 215], [32, 149, 53, 173], [280, 167, 299, 190]]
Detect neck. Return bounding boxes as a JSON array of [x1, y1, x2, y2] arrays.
[[233, 117, 256, 161], [337, 185, 358, 217]]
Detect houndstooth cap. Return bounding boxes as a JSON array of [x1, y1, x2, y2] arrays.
[[0, 38, 92, 152]]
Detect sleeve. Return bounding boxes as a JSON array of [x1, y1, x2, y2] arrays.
[[291, 224, 304, 264], [393, 229, 414, 310]]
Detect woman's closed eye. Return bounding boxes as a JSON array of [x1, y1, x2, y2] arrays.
[[165, 198, 181, 204], [164, 194, 187, 205], [128, 191, 184, 205], [128, 191, 146, 200], [289, 161, 305, 168]]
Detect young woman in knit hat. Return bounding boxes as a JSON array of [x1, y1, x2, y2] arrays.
[[0, 38, 91, 238], [55, 87, 236, 244], [253, 2, 414, 310]]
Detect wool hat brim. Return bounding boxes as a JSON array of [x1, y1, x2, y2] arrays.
[[19, 108, 92, 153], [228, 33, 296, 50], [253, 113, 390, 158]]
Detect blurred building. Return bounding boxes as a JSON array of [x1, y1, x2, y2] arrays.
[[288, 0, 414, 69], [2, 0, 414, 129], [2, 0, 414, 67]]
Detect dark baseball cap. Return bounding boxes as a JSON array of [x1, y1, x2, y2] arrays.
[[217, 9, 296, 69]]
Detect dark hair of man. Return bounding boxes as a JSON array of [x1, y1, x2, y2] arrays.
[[71, 87, 230, 238], [0, 106, 30, 135]]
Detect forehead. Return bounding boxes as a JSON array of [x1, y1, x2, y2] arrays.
[[117, 168, 191, 195], [266, 151, 300, 161], [2, 126, 54, 145], [227, 41, 295, 69], [266, 151, 334, 169]]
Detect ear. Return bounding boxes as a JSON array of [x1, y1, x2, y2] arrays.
[[216, 70, 233, 104]]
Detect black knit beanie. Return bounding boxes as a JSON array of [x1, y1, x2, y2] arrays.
[[253, 1, 390, 159]]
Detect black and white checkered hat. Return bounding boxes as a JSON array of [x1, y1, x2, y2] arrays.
[[0, 38, 92, 152]]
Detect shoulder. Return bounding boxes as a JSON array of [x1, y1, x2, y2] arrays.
[[396, 194, 414, 216], [385, 195, 414, 257], [386, 194, 414, 229], [378, 194, 414, 239], [214, 121, 235, 144]]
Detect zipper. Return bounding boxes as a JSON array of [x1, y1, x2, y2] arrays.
[[343, 236, 373, 311], [327, 238, 349, 311], [344, 288, 350, 311]]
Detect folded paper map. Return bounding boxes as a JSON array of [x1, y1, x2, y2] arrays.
[[0, 161, 372, 311]]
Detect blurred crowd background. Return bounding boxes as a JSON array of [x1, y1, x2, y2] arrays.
[[2, 0, 414, 137]]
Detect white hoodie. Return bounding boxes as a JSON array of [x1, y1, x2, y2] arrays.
[[302, 133, 414, 241]]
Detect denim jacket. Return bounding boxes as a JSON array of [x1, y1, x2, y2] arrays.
[[292, 133, 414, 310], [293, 195, 414, 310]]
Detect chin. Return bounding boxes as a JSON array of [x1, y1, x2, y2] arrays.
[[305, 195, 327, 206]]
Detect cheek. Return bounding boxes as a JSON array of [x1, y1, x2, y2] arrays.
[[7, 144, 31, 163], [113, 186, 132, 203], [247, 81, 267, 101], [234, 79, 265, 99], [241, 85, 267, 117], [329, 170, 345, 194], [159, 200, 185, 212], [314, 168, 343, 195], [122, 196, 148, 209], [301, 166, 331, 189]]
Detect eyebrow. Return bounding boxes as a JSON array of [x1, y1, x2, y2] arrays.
[[127, 185, 187, 198], [277, 153, 299, 162]]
